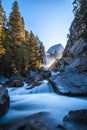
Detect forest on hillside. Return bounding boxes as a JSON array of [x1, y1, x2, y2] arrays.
[[0, 0, 45, 77]]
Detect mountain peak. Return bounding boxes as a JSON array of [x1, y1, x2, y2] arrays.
[[47, 43, 64, 55]]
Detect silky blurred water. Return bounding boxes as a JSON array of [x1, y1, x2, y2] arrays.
[[0, 81, 87, 126]]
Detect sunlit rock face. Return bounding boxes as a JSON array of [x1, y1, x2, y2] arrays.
[[59, 38, 87, 72], [55, 20, 87, 73], [43, 44, 64, 67], [49, 19, 87, 96]]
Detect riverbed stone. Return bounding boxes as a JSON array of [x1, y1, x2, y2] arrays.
[[3, 79, 24, 87], [63, 109, 87, 123]]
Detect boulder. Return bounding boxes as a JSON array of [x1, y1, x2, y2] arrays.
[[3, 79, 24, 87], [63, 109, 87, 123], [59, 109, 87, 130], [0, 76, 9, 84], [0, 86, 10, 117], [42, 70, 51, 79], [49, 72, 87, 96], [13, 80, 24, 87]]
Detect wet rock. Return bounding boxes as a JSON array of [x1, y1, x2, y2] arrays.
[[26, 81, 42, 90], [60, 109, 87, 130], [26, 69, 51, 84], [56, 124, 66, 130], [3, 79, 24, 87], [0, 112, 55, 130], [49, 72, 87, 96], [63, 109, 87, 123], [0, 86, 10, 117], [0, 76, 9, 84], [30, 122, 48, 130], [42, 70, 51, 79], [13, 80, 24, 87]]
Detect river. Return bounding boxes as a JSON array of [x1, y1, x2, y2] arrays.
[[0, 79, 87, 127]]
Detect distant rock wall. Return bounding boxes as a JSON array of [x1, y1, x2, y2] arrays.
[[43, 44, 64, 67]]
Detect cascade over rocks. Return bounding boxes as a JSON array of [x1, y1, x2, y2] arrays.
[[0, 86, 10, 117], [26, 69, 51, 83]]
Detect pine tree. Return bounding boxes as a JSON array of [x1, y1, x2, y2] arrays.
[[9, 1, 25, 44], [28, 31, 39, 70], [36, 35, 45, 64], [72, 0, 87, 40], [0, 0, 7, 28], [0, 0, 6, 55]]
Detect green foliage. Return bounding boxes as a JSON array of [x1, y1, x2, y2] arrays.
[[0, 0, 7, 28], [0, 0, 45, 76], [8, 1, 25, 44]]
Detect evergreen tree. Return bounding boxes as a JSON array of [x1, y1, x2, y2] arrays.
[[0, 0, 6, 55], [72, 0, 87, 40], [9, 1, 25, 44], [28, 31, 39, 70], [36, 35, 45, 64], [0, 0, 7, 28]]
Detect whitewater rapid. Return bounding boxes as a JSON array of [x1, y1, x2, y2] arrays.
[[0, 80, 87, 126]]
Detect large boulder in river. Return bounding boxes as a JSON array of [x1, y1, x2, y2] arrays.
[[0, 86, 10, 117], [49, 72, 87, 96]]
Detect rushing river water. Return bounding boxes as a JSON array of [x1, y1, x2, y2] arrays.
[[0, 80, 87, 126]]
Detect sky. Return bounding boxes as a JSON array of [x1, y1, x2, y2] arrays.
[[2, 0, 74, 51]]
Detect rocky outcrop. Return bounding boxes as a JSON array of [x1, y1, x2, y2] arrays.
[[0, 86, 10, 117], [49, 15, 87, 97], [49, 72, 87, 96], [58, 38, 87, 73]]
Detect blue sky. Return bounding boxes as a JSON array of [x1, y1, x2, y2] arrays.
[[2, 0, 74, 50]]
